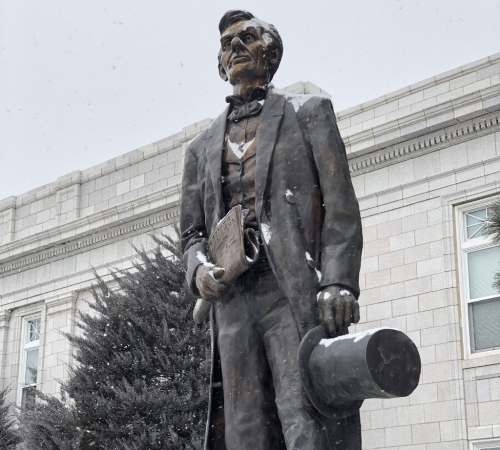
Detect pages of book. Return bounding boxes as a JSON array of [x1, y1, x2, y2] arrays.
[[193, 205, 260, 323], [208, 205, 259, 285]]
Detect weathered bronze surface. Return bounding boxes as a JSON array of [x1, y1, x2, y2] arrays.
[[180, 9, 420, 450]]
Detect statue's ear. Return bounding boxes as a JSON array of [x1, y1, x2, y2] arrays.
[[218, 63, 228, 82], [270, 48, 280, 65], [267, 48, 281, 82]]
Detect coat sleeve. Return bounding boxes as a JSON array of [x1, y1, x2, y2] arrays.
[[180, 132, 209, 296], [298, 97, 363, 298]]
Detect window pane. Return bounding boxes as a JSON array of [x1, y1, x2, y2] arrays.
[[24, 349, 39, 385], [468, 247, 500, 299], [470, 297, 500, 351], [466, 207, 493, 239], [29, 319, 41, 342], [467, 209, 486, 225], [21, 386, 37, 410]]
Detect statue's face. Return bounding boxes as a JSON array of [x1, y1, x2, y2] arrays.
[[220, 20, 271, 85]]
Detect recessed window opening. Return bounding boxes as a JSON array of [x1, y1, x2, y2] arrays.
[[18, 318, 41, 408]]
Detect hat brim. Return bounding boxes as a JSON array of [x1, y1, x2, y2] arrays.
[[298, 325, 363, 419]]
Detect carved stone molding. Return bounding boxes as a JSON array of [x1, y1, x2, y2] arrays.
[[45, 292, 78, 317], [343, 83, 500, 155], [0, 310, 11, 328], [349, 111, 500, 176], [0, 205, 180, 278], [0, 185, 180, 260]]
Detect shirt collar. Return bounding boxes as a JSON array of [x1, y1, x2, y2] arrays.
[[225, 83, 271, 108]]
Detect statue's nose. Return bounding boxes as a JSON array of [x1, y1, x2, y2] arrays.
[[231, 36, 245, 51]]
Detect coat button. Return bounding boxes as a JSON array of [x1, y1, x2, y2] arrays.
[[307, 259, 316, 269], [285, 191, 296, 204]]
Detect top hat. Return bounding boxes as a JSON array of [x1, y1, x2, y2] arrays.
[[298, 325, 421, 419]]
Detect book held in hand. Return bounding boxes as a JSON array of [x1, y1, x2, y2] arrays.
[[193, 205, 260, 323], [208, 205, 260, 285]]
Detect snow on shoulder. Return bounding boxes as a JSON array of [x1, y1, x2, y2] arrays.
[[272, 87, 330, 113]]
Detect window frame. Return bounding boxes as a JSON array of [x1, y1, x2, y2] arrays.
[[456, 195, 500, 359], [17, 316, 41, 407], [471, 438, 500, 450]]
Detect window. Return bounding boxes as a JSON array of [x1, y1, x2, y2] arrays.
[[465, 207, 495, 239], [457, 201, 500, 357], [471, 439, 500, 450], [18, 318, 41, 408]]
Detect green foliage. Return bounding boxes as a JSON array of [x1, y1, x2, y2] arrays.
[[0, 389, 21, 449], [484, 201, 500, 245], [484, 200, 500, 292], [18, 232, 210, 449], [18, 391, 81, 449]]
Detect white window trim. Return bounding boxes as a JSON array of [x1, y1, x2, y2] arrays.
[[456, 194, 500, 360], [17, 316, 41, 406], [471, 438, 500, 449]]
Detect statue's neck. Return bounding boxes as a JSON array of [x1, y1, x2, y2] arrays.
[[232, 79, 268, 101]]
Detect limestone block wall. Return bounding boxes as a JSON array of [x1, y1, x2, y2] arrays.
[[344, 53, 500, 448]]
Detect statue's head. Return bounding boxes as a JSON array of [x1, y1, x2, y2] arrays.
[[218, 10, 283, 86]]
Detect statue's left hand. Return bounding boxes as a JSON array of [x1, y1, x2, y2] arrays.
[[318, 286, 360, 337]]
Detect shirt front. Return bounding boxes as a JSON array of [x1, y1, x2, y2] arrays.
[[222, 84, 269, 231], [222, 115, 260, 231]]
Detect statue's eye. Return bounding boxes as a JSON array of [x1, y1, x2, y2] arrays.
[[245, 34, 254, 42]]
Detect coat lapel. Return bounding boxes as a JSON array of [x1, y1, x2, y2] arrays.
[[205, 106, 229, 226], [255, 91, 285, 219]]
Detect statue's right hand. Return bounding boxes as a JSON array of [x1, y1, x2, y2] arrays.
[[195, 265, 227, 302]]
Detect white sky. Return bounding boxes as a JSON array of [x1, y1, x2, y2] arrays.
[[1, 0, 499, 199]]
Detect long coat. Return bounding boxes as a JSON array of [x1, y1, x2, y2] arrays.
[[180, 88, 363, 450]]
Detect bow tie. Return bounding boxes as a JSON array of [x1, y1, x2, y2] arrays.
[[226, 85, 268, 123], [227, 99, 263, 122]]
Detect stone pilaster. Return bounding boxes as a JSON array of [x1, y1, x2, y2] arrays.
[[0, 310, 12, 391], [40, 292, 78, 395]]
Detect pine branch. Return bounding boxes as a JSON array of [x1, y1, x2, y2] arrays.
[[484, 200, 500, 246], [0, 389, 20, 449]]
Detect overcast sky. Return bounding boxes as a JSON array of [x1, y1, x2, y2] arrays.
[[1, 0, 499, 199]]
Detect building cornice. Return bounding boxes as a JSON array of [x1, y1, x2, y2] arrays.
[[0, 185, 180, 261], [348, 109, 500, 175], [344, 84, 500, 158], [0, 194, 180, 277]]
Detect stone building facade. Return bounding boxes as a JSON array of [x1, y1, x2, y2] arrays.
[[1, 54, 499, 449]]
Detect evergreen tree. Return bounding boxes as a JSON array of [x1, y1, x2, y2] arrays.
[[0, 389, 21, 449], [17, 391, 81, 449], [484, 200, 500, 292], [18, 232, 211, 449]]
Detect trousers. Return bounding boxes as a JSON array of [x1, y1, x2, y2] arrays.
[[214, 264, 329, 450]]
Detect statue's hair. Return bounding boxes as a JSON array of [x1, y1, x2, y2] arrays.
[[217, 10, 283, 82]]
